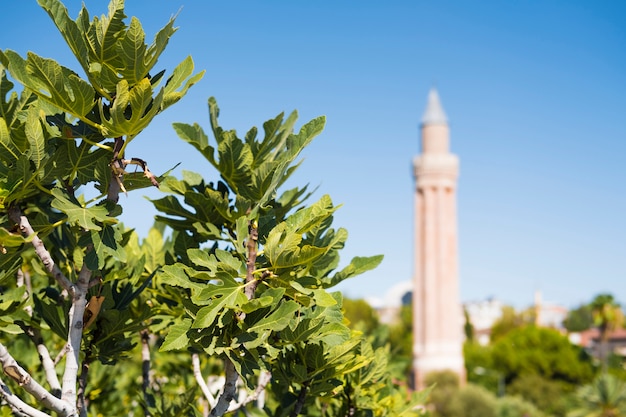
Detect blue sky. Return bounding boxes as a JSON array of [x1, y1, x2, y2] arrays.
[[3, 1, 625, 309]]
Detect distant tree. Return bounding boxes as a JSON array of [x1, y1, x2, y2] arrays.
[[491, 326, 595, 389], [564, 304, 594, 333], [567, 373, 626, 417], [424, 370, 461, 417], [591, 294, 625, 370], [464, 307, 475, 342], [464, 342, 500, 394], [343, 298, 380, 334], [342, 299, 413, 383], [490, 306, 534, 342], [388, 304, 413, 380], [496, 395, 546, 417], [447, 385, 497, 417], [507, 374, 568, 417]]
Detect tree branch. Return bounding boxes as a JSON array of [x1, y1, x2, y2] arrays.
[[8, 208, 74, 294], [60, 263, 90, 412], [140, 329, 152, 417], [191, 353, 217, 408], [0, 376, 52, 417], [124, 158, 160, 188], [192, 353, 216, 407], [108, 136, 125, 202], [209, 358, 239, 417], [76, 353, 91, 417], [244, 221, 259, 300], [205, 221, 263, 416], [24, 327, 62, 399], [243, 370, 271, 407], [0, 343, 72, 415], [289, 381, 309, 417], [53, 346, 68, 366], [16, 268, 62, 398]]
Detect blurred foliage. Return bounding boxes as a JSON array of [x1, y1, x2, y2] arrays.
[[496, 395, 545, 417], [567, 373, 626, 417], [388, 304, 414, 381], [490, 306, 535, 342], [343, 298, 380, 334], [563, 304, 594, 333], [447, 384, 498, 417], [507, 374, 568, 417], [424, 370, 461, 417], [491, 326, 596, 389]]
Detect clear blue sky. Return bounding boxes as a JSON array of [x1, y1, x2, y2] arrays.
[[3, 1, 625, 309]]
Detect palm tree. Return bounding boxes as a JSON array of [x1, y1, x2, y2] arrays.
[[568, 373, 626, 417], [590, 294, 625, 369]]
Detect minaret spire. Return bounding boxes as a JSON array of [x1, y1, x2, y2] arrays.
[[421, 88, 448, 125]]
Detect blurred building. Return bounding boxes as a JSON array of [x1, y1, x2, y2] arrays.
[[464, 298, 504, 345], [569, 328, 626, 359], [533, 289, 568, 329], [369, 280, 413, 325]]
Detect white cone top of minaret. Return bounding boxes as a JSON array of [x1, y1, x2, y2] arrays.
[[421, 88, 448, 125]]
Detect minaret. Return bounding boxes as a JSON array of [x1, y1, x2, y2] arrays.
[[412, 88, 465, 389]]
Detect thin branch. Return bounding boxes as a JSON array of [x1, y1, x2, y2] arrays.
[[60, 263, 91, 411], [111, 136, 124, 160], [107, 137, 125, 202], [244, 222, 259, 300], [125, 158, 160, 188], [206, 221, 263, 416], [0, 376, 52, 417], [192, 353, 216, 407], [76, 356, 90, 417], [24, 327, 62, 398], [289, 381, 309, 417], [16, 268, 31, 296], [140, 329, 152, 417], [54, 346, 68, 366], [0, 343, 72, 415], [8, 208, 74, 294], [16, 269, 62, 397], [108, 160, 123, 203], [242, 371, 271, 407], [209, 359, 239, 417], [107, 136, 160, 202]]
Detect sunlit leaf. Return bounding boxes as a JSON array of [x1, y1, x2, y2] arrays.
[[160, 319, 192, 351], [192, 276, 247, 329], [3, 50, 95, 117], [324, 255, 384, 287], [247, 300, 299, 333], [50, 188, 113, 231]]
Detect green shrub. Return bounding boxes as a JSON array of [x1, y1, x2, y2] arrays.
[[508, 374, 568, 416], [497, 395, 546, 417], [425, 370, 462, 416], [447, 384, 498, 417]]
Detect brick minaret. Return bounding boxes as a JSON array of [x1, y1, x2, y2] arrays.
[[412, 88, 465, 389]]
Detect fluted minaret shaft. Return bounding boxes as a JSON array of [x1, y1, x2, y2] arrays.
[[412, 88, 465, 389]]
